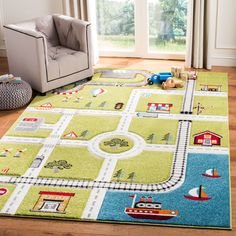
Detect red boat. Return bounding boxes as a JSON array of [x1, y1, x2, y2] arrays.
[[184, 185, 211, 201], [202, 168, 221, 178], [124, 195, 178, 220]]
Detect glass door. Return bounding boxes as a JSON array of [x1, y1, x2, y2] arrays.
[[148, 0, 188, 59], [95, 0, 188, 59], [96, 0, 135, 53]]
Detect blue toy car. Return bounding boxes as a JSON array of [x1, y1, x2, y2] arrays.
[[147, 72, 173, 85]]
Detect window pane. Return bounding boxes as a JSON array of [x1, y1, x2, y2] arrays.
[[96, 0, 135, 51], [148, 0, 188, 52]]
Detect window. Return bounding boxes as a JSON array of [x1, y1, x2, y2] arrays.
[[96, 0, 135, 51], [148, 0, 187, 53], [95, 0, 188, 59]]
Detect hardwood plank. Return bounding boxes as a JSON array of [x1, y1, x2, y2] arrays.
[[0, 56, 235, 235]]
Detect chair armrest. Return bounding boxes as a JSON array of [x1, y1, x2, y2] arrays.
[[70, 19, 91, 54], [4, 24, 43, 38], [3, 25, 48, 91]]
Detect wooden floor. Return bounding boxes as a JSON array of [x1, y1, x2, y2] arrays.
[[0, 57, 235, 236]]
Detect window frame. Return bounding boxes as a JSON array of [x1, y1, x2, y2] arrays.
[[96, 0, 187, 60]]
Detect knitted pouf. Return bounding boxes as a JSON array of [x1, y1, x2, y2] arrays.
[[0, 80, 32, 110]]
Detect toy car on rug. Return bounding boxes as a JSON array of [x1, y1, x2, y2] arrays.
[[162, 78, 184, 89], [147, 72, 173, 85]]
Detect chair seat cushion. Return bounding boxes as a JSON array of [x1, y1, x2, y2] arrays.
[[47, 46, 89, 81]]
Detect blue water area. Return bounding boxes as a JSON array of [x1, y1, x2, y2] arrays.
[[97, 153, 231, 228]]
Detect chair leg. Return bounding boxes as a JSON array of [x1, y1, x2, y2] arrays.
[[86, 76, 93, 81], [39, 92, 46, 96]]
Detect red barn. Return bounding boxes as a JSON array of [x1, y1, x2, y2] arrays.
[[193, 130, 222, 146]]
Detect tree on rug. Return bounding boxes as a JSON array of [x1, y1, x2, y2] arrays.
[[44, 160, 72, 171], [113, 169, 124, 182], [98, 101, 107, 109], [80, 130, 89, 139], [104, 138, 129, 148], [85, 102, 92, 108], [127, 171, 136, 183], [147, 133, 156, 144], [162, 133, 173, 144]]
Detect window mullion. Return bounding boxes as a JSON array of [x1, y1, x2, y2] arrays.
[[135, 0, 148, 57]]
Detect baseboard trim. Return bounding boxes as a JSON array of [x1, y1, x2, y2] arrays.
[[211, 56, 236, 67]]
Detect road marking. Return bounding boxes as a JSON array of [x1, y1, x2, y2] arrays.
[[96, 158, 117, 182], [0, 184, 31, 214], [0, 136, 43, 144], [195, 91, 227, 97], [188, 146, 229, 154], [144, 144, 175, 152], [81, 188, 107, 220]]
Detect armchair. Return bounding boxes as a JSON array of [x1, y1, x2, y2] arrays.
[[4, 14, 93, 93]]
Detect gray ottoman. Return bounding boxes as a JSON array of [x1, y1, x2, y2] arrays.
[[0, 80, 32, 110]]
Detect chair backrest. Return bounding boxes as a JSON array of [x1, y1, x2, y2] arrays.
[[52, 14, 81, 51], [35, 14, 81, 52], [35, 15, 59, 47]]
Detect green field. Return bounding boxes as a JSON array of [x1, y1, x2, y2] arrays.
[[0, 184, 16, 210], [136, 94, 183, 114], [112, 151, 173, 184], [39, 146, 103, 180], [62, 115, 120, 140], [129, 118, 178, 145], [98, 36, 186, 52], [6, 112, 62, 138], [193, 96, 228, 116], [93, 71, 146, 84], [190, 121, 229, 147], [16, 186, 90, 218], [31, 85, 133, 111], [0, 143, 42, 176], [196, 72, 228, 92]]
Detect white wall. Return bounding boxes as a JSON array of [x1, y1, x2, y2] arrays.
[[0, 0, 64, 56], [207, 0, 236, 67]]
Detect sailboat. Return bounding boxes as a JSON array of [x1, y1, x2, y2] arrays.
[[184, 185, 211, 201], [124, 195, 179, 220], [202, 168, 221, 178]]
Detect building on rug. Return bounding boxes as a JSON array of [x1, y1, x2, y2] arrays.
[[193, 130, 222, 146], [31, 191, 75, 213], [147, 103, 173, 113], [15, 117, 44, 132], [200, 84, 222, 92]]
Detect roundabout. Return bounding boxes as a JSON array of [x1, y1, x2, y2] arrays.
[[88, 131, 146, 160]]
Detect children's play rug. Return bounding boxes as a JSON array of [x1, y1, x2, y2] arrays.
[[0, 69, 231, 229]]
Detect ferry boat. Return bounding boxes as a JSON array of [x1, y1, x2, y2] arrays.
[[124, 195, 178, 220], [202, 168, 221, 178], [184, 185, 211, 201]]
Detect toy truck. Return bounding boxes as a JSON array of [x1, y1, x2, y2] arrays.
[[147, 72, 173, 85]]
